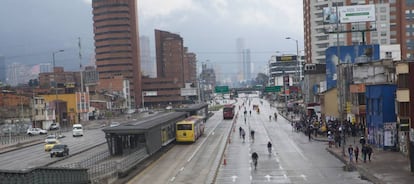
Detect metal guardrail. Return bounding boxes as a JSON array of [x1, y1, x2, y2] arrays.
[[0, 167, 89, 184], [0, 134, 37, 145]]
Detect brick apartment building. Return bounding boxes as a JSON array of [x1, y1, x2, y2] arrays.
[[92, 0, 142, 108]]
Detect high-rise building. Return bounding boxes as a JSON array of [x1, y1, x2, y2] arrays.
[[155, 29, 184, 84], [243, 49, 251, 81], [92, 0, 141, 107], [140, 36, 155, 77], [236, 38, 245, 81], [183, 47, 197, 85], [304, 0, 407, 64], [0, 55, 5, 83]]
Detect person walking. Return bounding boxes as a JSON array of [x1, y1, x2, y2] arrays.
[[367, 144, 373, 162], [239, 127, 242, 138], [267, 141, 272, 155], [251, 152, 259, 170], [348, 145, 354, 163], [354, 146, 359, 163], [241, 129, 246, 143], [361, 145, 367, 163], [250, 129, 255, 142]]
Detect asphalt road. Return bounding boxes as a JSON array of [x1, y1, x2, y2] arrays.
[[215, 98, 372, 184], [0, 128, 106, 170], [127, 105, 232, 184]]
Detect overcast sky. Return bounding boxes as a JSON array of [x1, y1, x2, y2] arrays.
[[0, 0, 303, 79]]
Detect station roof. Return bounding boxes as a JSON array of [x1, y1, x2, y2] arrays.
[[102, 112, 187, 134], [173, 103, 208, 112]]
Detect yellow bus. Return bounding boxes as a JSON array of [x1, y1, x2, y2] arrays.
[[176, 116, 205, 143]]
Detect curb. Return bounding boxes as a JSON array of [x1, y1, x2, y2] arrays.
[[325, 147, 384, 184]]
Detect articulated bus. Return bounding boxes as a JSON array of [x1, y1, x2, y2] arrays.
[[223, 104, 235, 119], [176, 116, 205, 143]]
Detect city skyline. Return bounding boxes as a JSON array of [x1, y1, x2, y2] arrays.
[[0, 0, 304, 82]]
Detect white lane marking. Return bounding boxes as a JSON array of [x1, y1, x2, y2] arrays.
[[180, 167, 184, 172], [301, 174, 307, 181], [170, 176, 175, 182], [276, 158, 280, 162], [265, 174, 271, 181], [232, 175, 238, 182], [187, 121, 222, 162], [279, 165, 283, 170], [250, 175, 252, 181], [284, 174, 287, 179]]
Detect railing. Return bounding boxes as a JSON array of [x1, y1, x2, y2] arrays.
[[0, 167, 89, 184], [117, 148, 148, 173], [60, 149, 111, 169], [0, 134, 38, 145]]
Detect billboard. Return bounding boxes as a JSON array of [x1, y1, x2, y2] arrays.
[[276, 55, 297, 62], [325, 44, 380, 90], [323, 4, 376, 24], [339, 4, 376, 23]]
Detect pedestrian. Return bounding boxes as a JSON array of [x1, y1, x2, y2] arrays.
[[359, 136, 366, 145], [361, 145, 367, 163], [348, 145, 354, 163], [328, 133, 333, 148], [354, 146, 359, 163], [367, 144, 373, 162], [239, 127, 242, 138], [250, 129, 255, 142], [242, 129, 246, 143]]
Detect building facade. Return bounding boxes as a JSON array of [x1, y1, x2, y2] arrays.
[[140, 36, 155, 78], [92, 0, 142, 108]]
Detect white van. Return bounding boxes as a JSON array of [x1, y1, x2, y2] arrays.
[[72, 124, 83, 137]]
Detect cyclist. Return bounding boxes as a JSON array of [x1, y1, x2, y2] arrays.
[[274, 112, 277, 121], [267, 141, 272, 155], [251, 152, 258, 169]]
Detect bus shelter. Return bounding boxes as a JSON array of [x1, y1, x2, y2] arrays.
[[174, 103, 208, 121], [102, 112, 187, 156]]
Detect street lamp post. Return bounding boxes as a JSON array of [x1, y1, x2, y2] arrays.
[[285, 37, 300, 84], [52, 50, 64, 124]]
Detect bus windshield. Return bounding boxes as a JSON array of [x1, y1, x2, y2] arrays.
[[177, 124, 192, 130]]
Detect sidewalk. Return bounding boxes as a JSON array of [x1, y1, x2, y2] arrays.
[[323, 136, 414, 184], [279, 111, 414, 184]]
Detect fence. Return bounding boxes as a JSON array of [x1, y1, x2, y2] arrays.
[[0, 167, 89, 184], [0, 134, 38, 145], [59, 148, 148, 182]]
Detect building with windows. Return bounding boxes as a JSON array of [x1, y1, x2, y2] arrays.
[[303, 0, 406, 64], [140, 36, 155, 78], [92, 0, 141, 108]]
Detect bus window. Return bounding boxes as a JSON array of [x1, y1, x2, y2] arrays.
[[177, 124, 192, 130]]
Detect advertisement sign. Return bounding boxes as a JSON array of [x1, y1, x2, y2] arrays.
[[323, 5, 375, 24], [323, 7, 339, 24], [339, 4, 376, 23], [326, 44, 380, 90], [143, 91, 157, 96], [276, 56, 297, 62]]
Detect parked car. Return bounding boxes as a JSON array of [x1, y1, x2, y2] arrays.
[[44, 134, 57, 143], [27, 128, 47, 136], [49, 123, 59, 130], [44, 140, 59, 152], [50, 144, 69, 157]]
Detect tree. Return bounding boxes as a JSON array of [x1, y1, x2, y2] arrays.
[[255, 73, 269, 87]]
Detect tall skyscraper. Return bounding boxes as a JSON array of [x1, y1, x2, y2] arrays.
[[92, 0, 141, 107], [236, 38, 245, 81], [0, 55, 5, 83], [183, 47, 197, 85], [243, 49, 252, 81], [140, 36, 155, 77], [155, 29, 184, 85]]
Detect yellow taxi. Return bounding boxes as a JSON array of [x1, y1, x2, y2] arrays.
[[44, 140, 60, 152]]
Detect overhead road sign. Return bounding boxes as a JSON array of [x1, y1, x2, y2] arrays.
[[215, 86, 229, 93], [264, 86, 281, 92]]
